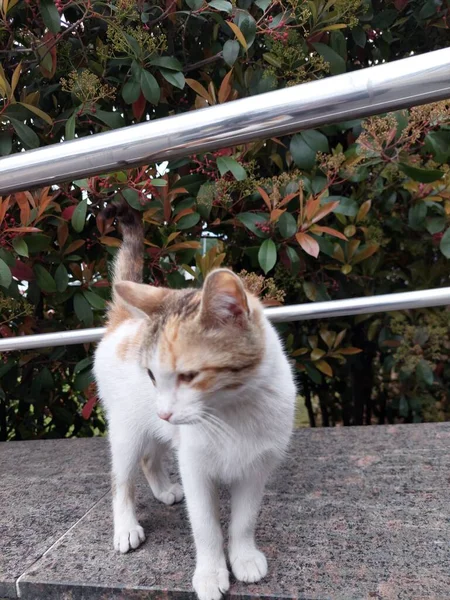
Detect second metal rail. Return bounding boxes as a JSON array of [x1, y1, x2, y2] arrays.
[[1, 287, 449, 352]]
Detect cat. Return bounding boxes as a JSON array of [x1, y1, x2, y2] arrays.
[[93, 202, 296, 600]]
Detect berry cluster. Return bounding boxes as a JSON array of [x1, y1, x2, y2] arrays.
[[254, 221, 271, 234], [265, 17, 289, 42]]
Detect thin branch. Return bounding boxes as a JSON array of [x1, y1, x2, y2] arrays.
[[184, 52, 223, 72]]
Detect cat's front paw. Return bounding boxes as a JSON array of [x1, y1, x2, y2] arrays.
[[114, 524, 145, 553], [230, 548, 268, 583], [193, 567, 230, 600]]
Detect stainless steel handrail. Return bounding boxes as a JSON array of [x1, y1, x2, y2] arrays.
[[1, 287, 449, 351], [0, 49, 449, 194]]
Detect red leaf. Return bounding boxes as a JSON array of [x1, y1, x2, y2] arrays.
[[132, 92, 147, 121], [394, 0, 408, 10], [82, 395, 98, 420], [38, 33, 57, 79], [11, 260, 35, 281], [62, 205, 76, 220], [4, 227, 41, 233], [295, 232, 320, 258], [311, 225, 347, 240], [0, 325, 13, 338]]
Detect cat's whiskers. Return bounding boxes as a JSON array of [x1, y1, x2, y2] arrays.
[[200, 412, 237, 446]]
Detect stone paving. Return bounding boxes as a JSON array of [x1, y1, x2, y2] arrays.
[[1, 424, 450, 599]]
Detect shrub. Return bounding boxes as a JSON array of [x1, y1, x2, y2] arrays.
[[0, 0, 449, 439]]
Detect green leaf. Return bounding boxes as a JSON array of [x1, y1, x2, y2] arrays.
[[0, 131, 12, 156], [160, 69, 185, 89], [216, 156, 247, 180], [74, 368, 94, 392], [399, 163, 444, 183], [209, 0, 232, 10], [352, 26, 366, 47], [285, 245, 300, 273], [74, 293, 93, 326], [255, 0, 271, 10], [258, 239, 277, 274], [9, 117, 39, 149], [12, 237, 29, 257], [41, 0, 61, 33], [149, 56, 183, 70], [372, 8, 397, 28], [236, 212, 269, 238], [34, 264, 57, 293], [121, 188, 147, 211], [234, 11, 257, 47], [122, 78, 141, 104], [0, 258, 12, 288], [177, 212, 201, 229], [330, 30, 347, 59], [424, 131, 450, 163], [74, 357, 92, 375], [83, 290, 106, 309], [419, 0, 437, 19], [426, 217, 446, 235], [150, 178, 168, 187], [223, 40, 240, 66], [312, 43, 346, 75], [24, 234, 51, 253], [304, 362, 322, 385], [55, 263, 69, 293], [65, 112, 76, 141], [322, 196, 358, 217], [93, 109, 125, 129], [278, 212, 297, 239], [140, 70, 160, 104], [301, 129, 329, 153], [186, 0, 203, 8], [439, 228, 450, 258], [71, 199, 87, 233], [416, 359, 434, 386], [290, 135, 316, 170], [408, 203, 427, 231]]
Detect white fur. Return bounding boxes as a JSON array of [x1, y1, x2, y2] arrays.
[[94, 314, 296, 600]]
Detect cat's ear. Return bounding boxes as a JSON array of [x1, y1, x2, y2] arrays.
[[114, 282, 169, 318], [200, 269, 249, 328]]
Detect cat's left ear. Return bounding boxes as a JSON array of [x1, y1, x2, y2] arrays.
[[200, 269, 249, 328], [114, 281, 170, 318]]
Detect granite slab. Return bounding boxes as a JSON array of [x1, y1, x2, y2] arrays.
[[0, 437, 110, 597], [2, 424, 450, 599]]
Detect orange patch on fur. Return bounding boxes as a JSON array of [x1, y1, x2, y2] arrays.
[[116, 327, 145, 361], [105, 303, 132, 336]]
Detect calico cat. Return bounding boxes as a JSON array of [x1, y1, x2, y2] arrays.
[[93, 203, 296, 600]]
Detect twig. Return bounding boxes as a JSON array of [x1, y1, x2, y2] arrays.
[[184, 52, 223, 72]]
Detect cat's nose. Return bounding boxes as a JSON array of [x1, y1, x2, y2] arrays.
[[158, 411, 173, 422]]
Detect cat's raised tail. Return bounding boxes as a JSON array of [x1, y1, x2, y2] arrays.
[[103, 200, 144, 289]]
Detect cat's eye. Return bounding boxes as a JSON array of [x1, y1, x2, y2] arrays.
[[147, 368, 156, 385], [178, 371, 199, 384]]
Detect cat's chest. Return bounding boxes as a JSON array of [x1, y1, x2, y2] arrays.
[[179, 423, 272, 483]]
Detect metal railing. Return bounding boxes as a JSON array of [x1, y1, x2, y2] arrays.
[[1, 49, 450, 194], [0, 49, 450, 352], [1, 287, 450, 352]]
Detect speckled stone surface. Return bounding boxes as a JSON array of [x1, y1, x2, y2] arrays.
[[0, 437, 110, 597], [2, 424, 450, 599]]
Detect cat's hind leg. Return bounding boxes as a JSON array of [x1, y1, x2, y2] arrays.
[[141, 440, 184, 506]]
